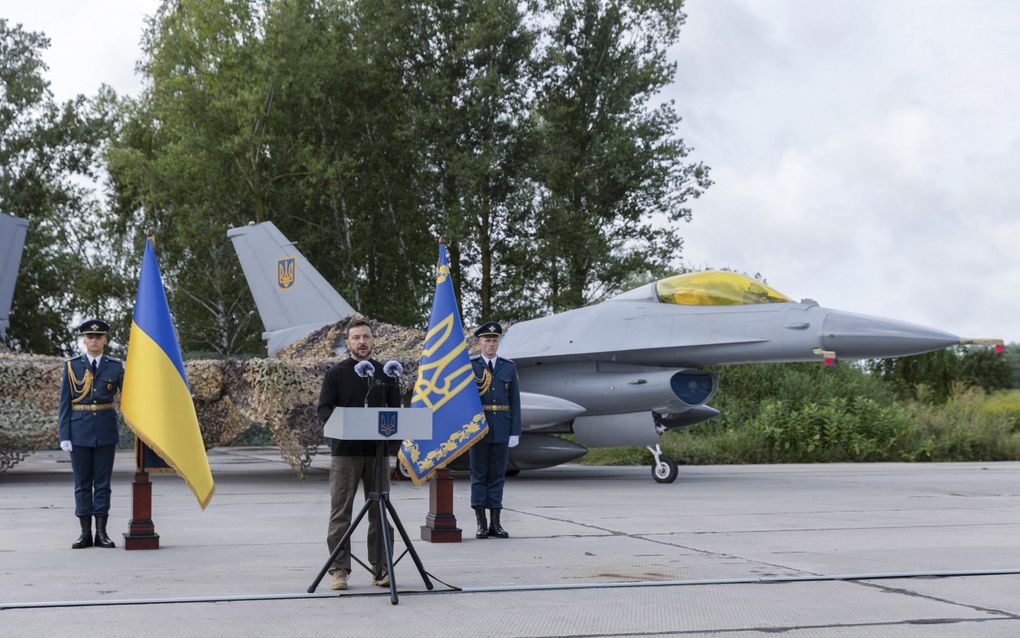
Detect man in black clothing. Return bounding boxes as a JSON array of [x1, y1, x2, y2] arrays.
[[317, 319, 401, 590]]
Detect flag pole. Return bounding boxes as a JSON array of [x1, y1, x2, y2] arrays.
[[420, 237, 460, 542], [124, 440, 160, 550], [421, 467, 461, 542], [124, 230, 161, 550]]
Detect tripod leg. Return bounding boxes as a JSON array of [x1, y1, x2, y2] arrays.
[[377, 495, 399, 604], [308, 497, 375, 593], [385, 497, 435, 590]]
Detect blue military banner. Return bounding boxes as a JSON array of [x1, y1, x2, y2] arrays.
[[398, 243, 487, 485]]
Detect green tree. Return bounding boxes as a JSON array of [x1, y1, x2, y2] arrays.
[[381, 0, 539, 322], [529, 0, 711, 312], [291, 0, 435, 325], [1005, 343, 1020, 389], [868, 346, 1016, 404], [107, 0, 272, 355], [105, 0, 712, 351], [108, 0, 439, 354], [0, 20, 122, 354]]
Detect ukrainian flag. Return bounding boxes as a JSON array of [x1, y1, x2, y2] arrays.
[[121, 238, 214, 509], [398, 243, 487, 485]]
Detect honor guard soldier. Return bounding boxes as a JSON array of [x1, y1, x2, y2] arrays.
[[470, 321, 522, 539], [58, 320, 124, 549]]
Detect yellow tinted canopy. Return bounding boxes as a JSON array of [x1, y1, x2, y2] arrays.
[[656, 271, 792, 306]]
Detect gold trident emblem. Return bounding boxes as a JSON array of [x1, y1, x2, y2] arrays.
[[277, 257, 296, 289]]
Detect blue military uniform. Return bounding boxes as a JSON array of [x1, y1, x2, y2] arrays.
[[469, 321, 522, 539], [58, 319, 124, 549]]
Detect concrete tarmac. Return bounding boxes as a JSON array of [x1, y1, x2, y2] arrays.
[[2, 448, 1020, 637]]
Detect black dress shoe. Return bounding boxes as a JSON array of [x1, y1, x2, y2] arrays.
[[94, 515, 116, 548], [488, 509, 509, 539], [72, 515, 93, 549]]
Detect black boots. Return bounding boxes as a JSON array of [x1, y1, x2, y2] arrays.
[[72, 515, 115, 549], [474, 507, 489, 539], [94, 515, 115, 548], [474, 508, 509, 539], [488, 508, 509, 539], [72, 515, 93, 549]]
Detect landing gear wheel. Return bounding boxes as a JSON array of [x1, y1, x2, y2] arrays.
[[392, 462, 411, 482], [652, 457, 678, 483]]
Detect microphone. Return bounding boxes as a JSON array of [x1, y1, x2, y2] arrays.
[[354, 360, 376, 378], [354, 360, 376, 407], [383, 360, 403, 379]]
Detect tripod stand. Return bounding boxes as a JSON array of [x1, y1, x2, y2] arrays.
[[308, 440, 434, 604]]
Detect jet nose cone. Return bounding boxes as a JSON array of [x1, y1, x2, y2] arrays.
[[822, 310, 959, 359]]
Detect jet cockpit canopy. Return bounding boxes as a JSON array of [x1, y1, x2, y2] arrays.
[[612, 270, 792, 306]]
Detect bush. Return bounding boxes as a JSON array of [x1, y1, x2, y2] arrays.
[[898, 389, 1020, 461], [576, 367, 1020, 466]]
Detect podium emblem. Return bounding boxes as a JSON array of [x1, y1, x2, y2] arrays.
[[378, 411, 399, 437]]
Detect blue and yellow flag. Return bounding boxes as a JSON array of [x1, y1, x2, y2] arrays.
[[121, 238, 214, 509], [398, 243, 487, 485]]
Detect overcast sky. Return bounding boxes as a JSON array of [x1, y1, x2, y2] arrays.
[[5, 0, 1018, 343]]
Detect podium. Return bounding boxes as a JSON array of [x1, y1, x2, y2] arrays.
[[309, 407, 434, 604], [323, 406, 433, 441]]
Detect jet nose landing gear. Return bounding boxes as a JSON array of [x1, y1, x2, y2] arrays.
[[647, 443, 679, 483]]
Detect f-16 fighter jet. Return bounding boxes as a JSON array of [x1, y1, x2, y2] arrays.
[[230, 222, 998, 482]]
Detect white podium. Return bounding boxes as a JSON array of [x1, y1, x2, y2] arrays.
[[323, 406, 433, 441], [311, 405, 435, 603]]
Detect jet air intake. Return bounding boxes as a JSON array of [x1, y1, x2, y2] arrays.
[[669, 370, 715, 407]]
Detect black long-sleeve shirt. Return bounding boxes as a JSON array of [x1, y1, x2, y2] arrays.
[[317, 357, 402, 456]]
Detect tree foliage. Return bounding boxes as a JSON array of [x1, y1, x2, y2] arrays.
[[528, 0, 711, 312], [4, 0, 706, 356], [101, 0, 707, 354], [866, 346, 1016, 405], [0, 20, 122, 355]]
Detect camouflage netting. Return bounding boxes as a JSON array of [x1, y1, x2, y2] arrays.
[[0, 352, 64, 471], [0, 317, 434, 476]]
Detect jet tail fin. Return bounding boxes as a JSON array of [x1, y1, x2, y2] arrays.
[[227, 221, 356, 355], [0, 213, 29, 338]]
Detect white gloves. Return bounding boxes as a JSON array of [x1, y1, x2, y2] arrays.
[[60, 440, 73, 452], [508, 435, 520, 448]]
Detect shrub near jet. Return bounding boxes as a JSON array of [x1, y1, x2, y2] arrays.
[[228, 222, 1002, 483]]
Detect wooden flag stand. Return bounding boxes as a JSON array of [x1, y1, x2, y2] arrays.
[[420, 468, 462, 542], [123, 440, 163, 550]]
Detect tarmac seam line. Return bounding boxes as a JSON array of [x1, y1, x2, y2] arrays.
[[504, 615, 1017, 638], [853, 579, 1020, 621], [5, 567, 1020, 611]]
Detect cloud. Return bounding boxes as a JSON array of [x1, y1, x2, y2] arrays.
[[668, 0, 1020, 342], [4, 0, 159, 102]]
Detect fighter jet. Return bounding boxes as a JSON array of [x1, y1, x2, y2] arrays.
[[0, 213, 29, 340], [229, 221, 986, 482]]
